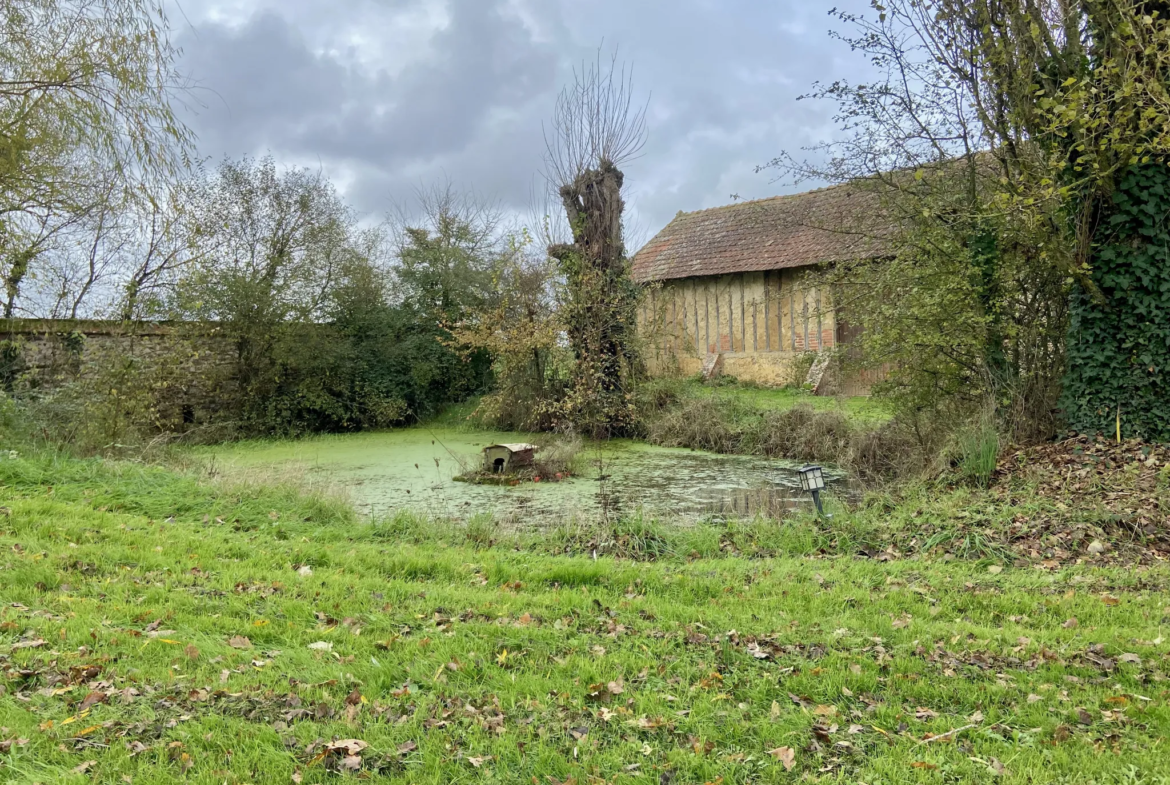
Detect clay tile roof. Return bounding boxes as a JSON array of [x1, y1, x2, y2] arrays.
[[631, 181, 895, 283]]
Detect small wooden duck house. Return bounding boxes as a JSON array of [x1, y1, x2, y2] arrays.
[[483, 443, 537, 474]]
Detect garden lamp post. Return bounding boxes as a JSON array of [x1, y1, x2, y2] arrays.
[[798, 465, 827, 518]]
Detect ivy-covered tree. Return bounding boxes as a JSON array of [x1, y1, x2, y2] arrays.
[[544, 53, 647, 438], [787, 1, 1170, 441]]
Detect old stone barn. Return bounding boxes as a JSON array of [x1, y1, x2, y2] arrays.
[[632, 182, 889, 394]]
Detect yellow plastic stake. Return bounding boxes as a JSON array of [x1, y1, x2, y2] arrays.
[[1117, 406, 1122, 444]]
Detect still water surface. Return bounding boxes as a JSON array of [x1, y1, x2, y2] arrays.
[[200, 428, 846, 523]]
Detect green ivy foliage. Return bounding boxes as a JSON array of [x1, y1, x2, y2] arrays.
[[1062, 164, 1170, 441]]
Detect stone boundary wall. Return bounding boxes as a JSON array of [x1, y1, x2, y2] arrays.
[[0, 319, 237, 428]]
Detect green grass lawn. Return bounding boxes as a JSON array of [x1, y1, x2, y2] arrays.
[[686, 379, 891, 425], [1, 454, 1169, 784]]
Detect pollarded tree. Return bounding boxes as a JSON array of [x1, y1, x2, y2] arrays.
[[544, 52, 648, 438]]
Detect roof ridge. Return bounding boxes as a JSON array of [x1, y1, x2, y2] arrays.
[[673, 180, 857, 220]]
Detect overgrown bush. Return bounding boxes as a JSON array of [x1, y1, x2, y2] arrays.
[[749, 407, 853, 463], [640, 384, 948, 485], [645, 395, 742, 453], [534, 435, 582, 478]]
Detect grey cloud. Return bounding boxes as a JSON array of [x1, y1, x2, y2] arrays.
[[173, 0, 876, 236]]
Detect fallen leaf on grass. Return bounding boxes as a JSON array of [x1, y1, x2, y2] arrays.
[[397, 741, 417, 755], [987, 565, 1003, 575], [326, 740, 368, 756], [79, 691, 108, 711], [1119, 653, 1142, 665], [185, 644, 199, 660], [228, 636, 252, 650], [1062, 618, 1079, 629], [0, 738, 29, 753], [307, 641, 333, 652], [768, 746, 796, 771], [467, 756, 493, 768], [11, 638, 46, 650], [1102, 595, 1120, 607], [911, 762, 939, 770], [72, 761, 97, 774]]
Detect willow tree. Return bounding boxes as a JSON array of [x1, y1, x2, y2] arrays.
[[1, 0, 193, 317], [544, 53, 647, 438]]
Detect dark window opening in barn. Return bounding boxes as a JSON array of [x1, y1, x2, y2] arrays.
[[182, 405, 196, 425]]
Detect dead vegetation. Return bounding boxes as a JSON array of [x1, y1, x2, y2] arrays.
[[643, 393, 930, 485]]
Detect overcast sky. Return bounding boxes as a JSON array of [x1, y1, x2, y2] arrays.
[[171, 0, 874, 245]]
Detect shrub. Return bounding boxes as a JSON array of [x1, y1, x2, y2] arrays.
[[645, 395, 741, 453], [534, 435, 582, 478], [749, 406, 852, 463]]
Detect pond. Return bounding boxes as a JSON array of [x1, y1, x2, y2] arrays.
[[197, 428, 849, 524]]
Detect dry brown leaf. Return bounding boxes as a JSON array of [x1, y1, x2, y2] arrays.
[[79, 691, 108, 711], [228, 636, 252, 650], [72, 760, 97, 774], [326, 739, 368, 756], [768, 746, 796, 771], [11, 638, 46, 650]]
